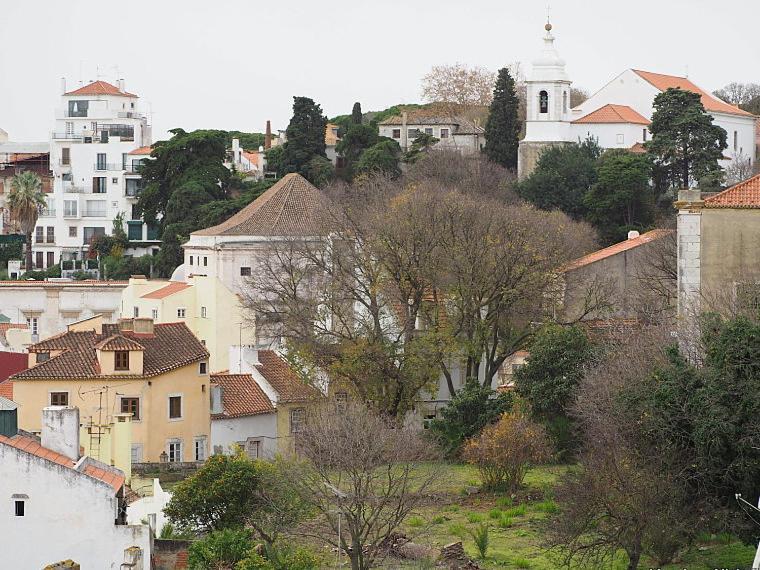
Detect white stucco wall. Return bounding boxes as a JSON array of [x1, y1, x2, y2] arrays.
[[571, 122, 649, 149], [0, 444, 150, 569], [127, 478, 171, 535], [211, 413, 278, 458]]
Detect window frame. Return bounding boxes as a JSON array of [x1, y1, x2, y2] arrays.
[[290, 407, 305, 434], [439, 128, 449, 139], [199, 361, 208, 375], [177, 307, 186, 318], [114, 350, 130, 371], [168, 394, 183, 420], [120, 396, 140, 420], [49, 391, 69, 406], [14, 500, 25, 517], [240, 266, 251, 276], [392, 128, 401, 139], [194, 436, 207, 462], [167, 440, 183, 463]]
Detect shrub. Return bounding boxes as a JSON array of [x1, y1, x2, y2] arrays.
[[188, 528, 253, 569], [498, 515, 513, 528], [488, 508, 502, 520], [237, 542, 319, 570], [462, 412, 551, 492], [503, 505, 527, 518], [407, 516, 425, 528], [532, 499, 558, 514], [470, 524, 489, 559], [466, 512, 484, 523]]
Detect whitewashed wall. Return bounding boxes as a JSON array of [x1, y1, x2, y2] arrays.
[[211, 413, 278, 458]]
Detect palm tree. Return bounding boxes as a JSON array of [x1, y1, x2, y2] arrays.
[[7, 171, 46, 271]]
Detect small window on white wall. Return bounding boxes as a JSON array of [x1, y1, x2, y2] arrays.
[[616, 134, 625, 145], [643, 129, 648, 142], [177, 308, 186, 318], [152, 309, 158, 319], [201, 306, 207, 318]]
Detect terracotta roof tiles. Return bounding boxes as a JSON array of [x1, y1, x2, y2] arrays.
[[140, 281, 191, 299], [94, 334, 145, 351], [572, 104, 650, 125], [64, 80, 138, 98], [128, 146, 152, 156], [632, 70, 754, 117], [255, 350, 320, 403], [562, 229, 674, 272], [211, 373, 275, 419], [12, 322, 208, 380], [191, 173, 332, 237], [703, 173, 760, 208]]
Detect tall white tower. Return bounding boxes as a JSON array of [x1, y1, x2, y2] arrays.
[[518, 21, 574, 179]]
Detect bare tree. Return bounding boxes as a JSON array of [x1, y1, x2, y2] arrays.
[[631, 229, 677, 323], [421, 63, 496, 113], [570, 87, 589, 107], [290, 401, 440, 570], [724, 151, 755, 186], [713, 82, 760, 107]]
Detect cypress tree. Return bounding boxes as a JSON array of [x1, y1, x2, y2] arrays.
[[280, 96, 328, 180], [484, 68, 521, 170], [351, 102, 363, 125]]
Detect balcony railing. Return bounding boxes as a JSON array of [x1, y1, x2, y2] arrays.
[[125, 187, 143, 197], [52, 132, 83, 140], [124, 164, 144, 174], [63, 185, 87, 194], [38, 209, 57, 217], [93, 163, 123, 171], [83, 210, 107, 218]]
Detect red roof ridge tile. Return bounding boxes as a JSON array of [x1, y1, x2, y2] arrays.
[[703, 173, 760, 208], [140, 281, 191, 300], [563, 229, 674, 272], [572, 103, 650, 125], [64, 80, 138, 98]]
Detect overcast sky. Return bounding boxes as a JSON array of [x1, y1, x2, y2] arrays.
[[2, 0, 758, 143]]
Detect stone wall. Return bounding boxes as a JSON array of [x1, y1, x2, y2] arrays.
[[154, 539, 190, 570], [517, 140, 572, 180]]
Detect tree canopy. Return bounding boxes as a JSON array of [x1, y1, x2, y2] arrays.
[[280, 96, 331, 185], [484, 67, 521, 170]]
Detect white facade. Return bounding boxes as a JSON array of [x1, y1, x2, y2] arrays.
[[37, 79, 155, 269], [0, 280, 127, 341], [378, 119, 484, 155], [211, 413, 278, 457], [127, 478, 171, 535]]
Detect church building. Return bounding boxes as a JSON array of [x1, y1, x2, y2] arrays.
[[518, 22, 757, 180]]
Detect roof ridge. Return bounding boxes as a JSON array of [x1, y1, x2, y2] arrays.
[[271, 177, 296, 232]]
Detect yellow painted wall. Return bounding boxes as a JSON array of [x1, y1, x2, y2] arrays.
[[79, 413, 133, 483], [275, 402, 305, 457], [14, 362, 211, 463]]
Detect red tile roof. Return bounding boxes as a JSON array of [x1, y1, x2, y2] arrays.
[[192, 173, 332, 237], [0, 381, 12, 400], [629, 142, 647, 154], [140, 281, 191, 299], [211, 373, 275, 419], [0, 434, 124, 491], [128, 146, 152, 156], [704, 173, 760, 208], [94, 334, 145, 351], [632, 70, 754, 117], [12, 322, 208, 380], [64, 80, 138, 98], [563, 229, 674, 271], [573, 104, 650, 125], [255, 350, 320, 403]]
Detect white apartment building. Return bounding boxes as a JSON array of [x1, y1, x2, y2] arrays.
[[36, 79, 158, 269]]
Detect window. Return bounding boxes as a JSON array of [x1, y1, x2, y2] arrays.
[[240, 266, 251, 276], [68, 226, 77, 238], [120, 397, 140, 420], [50, 392, 69, 406], [189, 255, 194, 266], [64, 200, 77, 217], [115, 351, 130, 371], [424, 127, 433, 135], [151, 308, 158, 319], [169, 395, 183, 419], [539, 90, 549, 114], [734, 130, 738, 151], [245, 438, 261, 459], [14, 500, 24, 517], [125, 178, 144, 196], [35, 251, 43, 269], [203, 256, 208, 267], [194, 437, 207, 462], [83, 226, 106, 245], [408, 128, 420, 139], [46, 227, 54, 244], [133, 306, 139, 318], [92, 177, 107, 193], [392, 128, 401, 139], [85, 200, 107, 217], [642, 129, 648, 142], [616, 133, 625, 145], [35, 227, 44, 243], [290, 408, 305, 434], [199, 361, 208, 375], [168, 440, 182, 462], [128, 222, 142, 241], [336, 391, 348, 412], [37, 352, 50, 362], [96, 153, 107, 170], [61, 147, 70, 165], [46, 252, 54, 268], [177, 308, 186, 318], [440, 128, 449, 139], [131, 444, 143, 463], [26, 317, 38, 336], [68, 100, 89, 117], [201, 306, 207, 318]]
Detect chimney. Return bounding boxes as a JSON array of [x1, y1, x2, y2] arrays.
[[133, 317, 154, 335], [60, 77, 67, 95], [118, 318, 134, 332], [265, 120, 272, 150], [41, 406, 80, 461], [627, 230, 640, 240], [111, 413, 133, 483], [118, 78, 125, 93], [210, 385, 223, 415], [229, 345, 259, 374], [401, 112, 408, 151]]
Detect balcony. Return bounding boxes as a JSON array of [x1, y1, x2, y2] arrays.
[[63, 185, 88, 194], [83, 209, 107, 218], [38, 209, 57, 218], [124, 163, 144, 174], [93, 163, 123, 171], [52, 132, 84, 141], [125, 187, 143, 198]]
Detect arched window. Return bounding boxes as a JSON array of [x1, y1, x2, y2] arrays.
[[539, 90, 549, 114], [563, 91, 568, 113]]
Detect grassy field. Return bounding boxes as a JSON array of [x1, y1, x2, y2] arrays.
[[377, 463, 756, 570]]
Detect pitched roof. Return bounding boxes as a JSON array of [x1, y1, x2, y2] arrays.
[[211, 373, 275, 419], [704, 173, 760, 208], [128, 146, 152, 156], [572, 104, 650, 125], [64, 80, 138, 98], [0, 434, 124, 491], [629, 142, 647, 154], [140, 281, 191, 299], [379, 112, 485, 134], [563, 229, 674, 272], [632, 70, 754, 117], [255, 350, 320, 403], [94, 334, 145, 351], [192, 173, 332, 237], [12, 322, 208, 380], [0, 396, 16, 410]]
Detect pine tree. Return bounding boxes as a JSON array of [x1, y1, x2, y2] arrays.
[[280, 96, 329, 182], [484, 68, 521, 170], [351, 102, 363, 125]]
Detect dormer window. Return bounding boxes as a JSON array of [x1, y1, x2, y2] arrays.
[[115, 351, 130, 371], [37, 352, 50, 363], [539, 91, 549, 114]]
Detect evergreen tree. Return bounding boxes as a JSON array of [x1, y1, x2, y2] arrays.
[[280, 96, 328, 183], [647, 88, 727, 190], [351, 101, 363, 124], [484, 68, 521, 169]]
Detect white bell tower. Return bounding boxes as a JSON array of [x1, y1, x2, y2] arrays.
[[518, 20, 574, 178]]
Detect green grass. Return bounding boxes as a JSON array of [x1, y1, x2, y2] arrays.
[[531, 499, 559, 514], [495, 496, 513, 509], [497, 515, 513, 528], [502, 504, 527, 518], [466, 512, 485, 523], [407, 515, 425, 528], [488, 508, 502, 519]]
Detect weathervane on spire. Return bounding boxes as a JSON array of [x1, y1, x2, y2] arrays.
[[545, 4, 552, 32]]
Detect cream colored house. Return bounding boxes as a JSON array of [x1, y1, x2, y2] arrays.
[[11, 314, 211, 464], [120, 274, 256, 372]]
